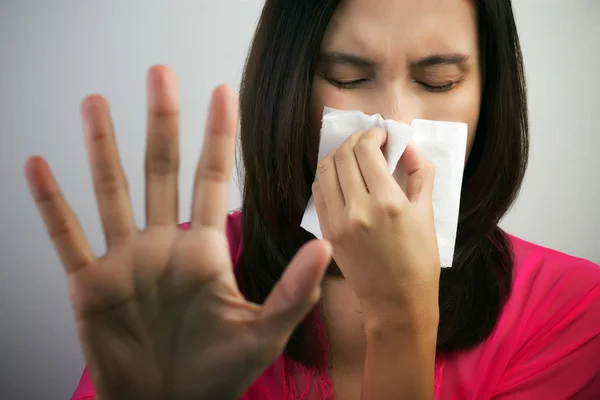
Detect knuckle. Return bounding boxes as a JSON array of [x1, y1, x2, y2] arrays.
[[354, 138, 374, 155], [149, 105, 179, 120], [311, 181, 320, 193], [197, 164, 228, 184], [333, 147, 348, 163], [94, 173, 128, 196], [376, 197, 404, 217], [346, 211, 372, 232], [68, 258, 91, 273], [48, 216, 73, 240], [88, 128, 112, 143], [146, 152, 179, 176], [35, 189, 60, 207], [317, 158, 332, 176]]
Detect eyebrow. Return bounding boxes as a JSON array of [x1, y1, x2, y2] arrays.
[[318, 51, 376, 67], [411, 53, 469, 68], [319, 51, 469, 68]]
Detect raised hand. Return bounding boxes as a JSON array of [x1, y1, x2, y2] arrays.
[[25, 66, 331, 400]]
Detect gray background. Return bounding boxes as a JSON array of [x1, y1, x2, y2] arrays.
[[1, 1, 598, 399]]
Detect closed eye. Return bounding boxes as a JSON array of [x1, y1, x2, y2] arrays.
[[415, 80, 460, 93], [327, 78, 370, 89], [325, 76, 459, 92]]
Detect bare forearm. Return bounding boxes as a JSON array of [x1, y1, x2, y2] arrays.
[[361, 315, 438, 400]]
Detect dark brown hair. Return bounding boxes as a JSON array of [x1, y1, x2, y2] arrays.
[[237, 0, 529, 367]]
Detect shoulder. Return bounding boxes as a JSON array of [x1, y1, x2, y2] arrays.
[[443, 236, 600, 398], [505, 234, 600, 339], [507, 234, 600, 295], [495, 235, 600, 397]]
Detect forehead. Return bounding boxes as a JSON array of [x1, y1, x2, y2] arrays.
[[322, 0, 479, 61]]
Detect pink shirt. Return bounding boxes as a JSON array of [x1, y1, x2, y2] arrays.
[[72, 211, 600, 399]]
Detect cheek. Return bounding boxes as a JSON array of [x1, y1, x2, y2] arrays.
[[310, 79, 349, 126], [310, 78, 378, 143], [424, 82, 480, 163], [309, 80, 338, 167], [309, 79, 349, 158]]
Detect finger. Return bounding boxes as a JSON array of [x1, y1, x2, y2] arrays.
[[257, 240, 332, 348], [354, 128, 396, 197], [316, 153, 345, 217], [312, 181, 332, 239], [400, 143, 435, 203], [25, 156, 96, 275], [145, 66, 180, 226], [334, 131, 368, 201], [82, 95, 136, 246], [191, 85, 238, 230]]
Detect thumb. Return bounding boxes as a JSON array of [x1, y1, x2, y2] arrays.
[[400, 143, 435, 203], [256, 240, 332, 348]]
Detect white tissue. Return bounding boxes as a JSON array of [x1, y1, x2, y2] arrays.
[[300, 107, 468, 268]]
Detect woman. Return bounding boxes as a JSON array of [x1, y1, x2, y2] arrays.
[[25, 0, 600, 399]]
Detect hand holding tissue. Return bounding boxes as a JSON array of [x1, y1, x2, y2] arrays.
[[301, 107, 468, 268]]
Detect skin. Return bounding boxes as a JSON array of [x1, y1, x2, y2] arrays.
[[311, 0, 482, 398], [25, 71, 332, 400], [24, 0, 483, 398]]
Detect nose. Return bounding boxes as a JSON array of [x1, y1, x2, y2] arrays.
[[374, 85, 419, 124]]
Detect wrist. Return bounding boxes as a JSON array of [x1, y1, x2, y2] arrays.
[[360, 288, 440, 331], [361, 294, 439, 336]]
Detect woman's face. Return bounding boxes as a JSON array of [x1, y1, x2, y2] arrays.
[[311, 0, 482, 160]]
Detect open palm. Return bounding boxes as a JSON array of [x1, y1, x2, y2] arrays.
[[25, 66, 331, 400]]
